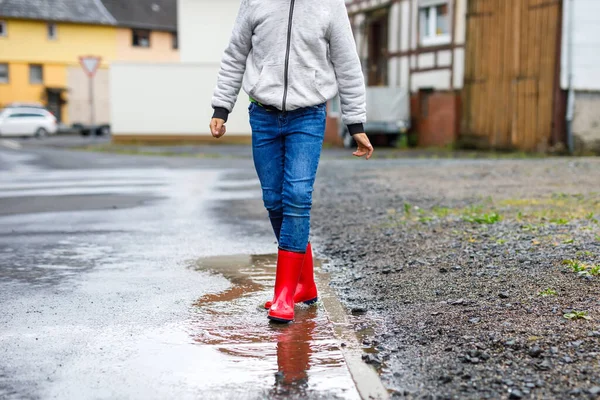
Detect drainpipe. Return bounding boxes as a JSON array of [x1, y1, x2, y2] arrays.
[[565, 0, 575, 154]]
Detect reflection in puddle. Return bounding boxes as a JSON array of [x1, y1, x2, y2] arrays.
[[189, 254, 359, 399]]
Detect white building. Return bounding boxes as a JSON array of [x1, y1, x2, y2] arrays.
[[110, 0, 252, 144], [345, 0, 467, 147], [562, 0, 600, 153]]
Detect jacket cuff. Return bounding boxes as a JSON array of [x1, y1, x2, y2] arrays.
[[347, 123, 365, 135], [212, 107, 229, 122]]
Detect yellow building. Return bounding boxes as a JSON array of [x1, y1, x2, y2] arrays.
[[0, 0, 179, 126]]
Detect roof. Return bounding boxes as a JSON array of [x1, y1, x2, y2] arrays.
[[99, 0, 177, 32], [0, 0, 117, 25]]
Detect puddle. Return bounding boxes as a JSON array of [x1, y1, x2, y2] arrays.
[[188, 254, 360, 399]]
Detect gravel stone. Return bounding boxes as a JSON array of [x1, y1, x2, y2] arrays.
[[309, 157, 600, 399], [529, 346, 543, 358], [509, 389, 524, 399]]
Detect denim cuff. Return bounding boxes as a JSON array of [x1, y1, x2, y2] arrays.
[[278, 246, 307, 255], [348, 123, 365, 135], [212, 107, 229, 122]]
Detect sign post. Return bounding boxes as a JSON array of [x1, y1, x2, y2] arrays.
[[79, 56, 101, 133]]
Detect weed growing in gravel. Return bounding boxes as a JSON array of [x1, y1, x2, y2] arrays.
[[499, 194, 599, 225], [463, 211, 501, 224], [404, 203, 412, 215], [563, 311, 591, 321], [562, 260, 600, 277], [521, 224, 539, 232], [432, 206, 451, 218], [563, 259, 587, 273], [538, 288, 558, 297], [585, 212, 598, 223]]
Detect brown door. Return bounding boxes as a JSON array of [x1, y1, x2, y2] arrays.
[[366, 8, 389, 86], [46, 90, 63, 123], [461, 0, 563, 151]]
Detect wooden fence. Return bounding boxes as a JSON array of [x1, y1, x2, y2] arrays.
[[461, 0, 563, 151]]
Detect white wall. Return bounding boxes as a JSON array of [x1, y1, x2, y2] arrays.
[[411, 70, 451, 92], [388, 2, 401, 86], [179, 0, 241, 64], [110, 0, 250, 138], [452, 47, 464, 89], [110, 63, 251, 135], [561, 0, 600, 90], [454, 0, 467, 45]]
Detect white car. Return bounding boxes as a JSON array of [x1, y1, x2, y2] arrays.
[[0, 107, 58, 138]]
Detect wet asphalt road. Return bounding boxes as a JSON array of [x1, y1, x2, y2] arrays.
[[0, 140, 362, 400]]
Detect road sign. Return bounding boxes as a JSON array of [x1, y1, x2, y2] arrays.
[[79, 56, 102, 127], [79, 56, 101, 78]]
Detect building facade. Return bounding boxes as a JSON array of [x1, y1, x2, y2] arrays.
[[110, 0, 252, 144], [0, 0, 116, 124], [344, 0, 467, 147], [0, 0, 178, 126], [101, 0, 180, 63], [561, 0, 600, 154]]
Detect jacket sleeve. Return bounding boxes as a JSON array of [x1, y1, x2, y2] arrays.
[[211, 0, 254, 122], [328, 0, 366, 134]]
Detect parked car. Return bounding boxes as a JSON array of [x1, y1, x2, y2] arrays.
[[339, 87, 411, 148], [0, 107, 58, 138], [72, 122, 111, 137]]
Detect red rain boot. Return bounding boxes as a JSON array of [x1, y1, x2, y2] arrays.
[[264, 243, 318, 309], [268, 249, 305, 323]]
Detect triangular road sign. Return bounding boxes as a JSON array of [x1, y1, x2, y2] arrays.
[[79, 56, 102, 77]]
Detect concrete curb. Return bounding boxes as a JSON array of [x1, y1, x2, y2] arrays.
[[316, 267, 390, 400]]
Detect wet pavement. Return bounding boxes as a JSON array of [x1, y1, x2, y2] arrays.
[[0, 145, 373, 399], [190, 254, 358, 399]]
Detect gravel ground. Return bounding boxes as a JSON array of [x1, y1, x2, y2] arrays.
[[310, 157, 600, 400]]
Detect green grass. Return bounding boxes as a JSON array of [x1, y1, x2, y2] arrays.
[[562, 259, 600, 277], [563, 311, 591, 321], [463, 211, 501, 224], [538, 288, 558, 297]]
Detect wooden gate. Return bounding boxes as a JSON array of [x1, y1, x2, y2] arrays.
[[461, 0, 563, 151]]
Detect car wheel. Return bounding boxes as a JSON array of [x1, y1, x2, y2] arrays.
[[342, 130, 356, 149], [97, 125, 111, 136], [386, 134, 400, 148], [35, 128, 48, 138]]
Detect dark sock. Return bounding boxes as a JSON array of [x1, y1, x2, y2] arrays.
[[268, 210, 283, 241]]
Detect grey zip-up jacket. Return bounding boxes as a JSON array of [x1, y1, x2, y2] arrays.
[[211, 0, 366, 134]]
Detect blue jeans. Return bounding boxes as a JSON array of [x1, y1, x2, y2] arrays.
[[249, 102, 326, 253]]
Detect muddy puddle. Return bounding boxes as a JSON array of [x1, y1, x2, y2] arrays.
[[187, 254, 360, 400]]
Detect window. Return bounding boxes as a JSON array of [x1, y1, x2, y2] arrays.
[[0, 63, 8, 83], [0, 21, 6, 37], [172, 32, 178, 50], [132, 29, 151, 47], [8, 113, 44, 119], [29, 65, 43, 84], [419, 1, 450, 46], [47, 22, 57, 40]]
